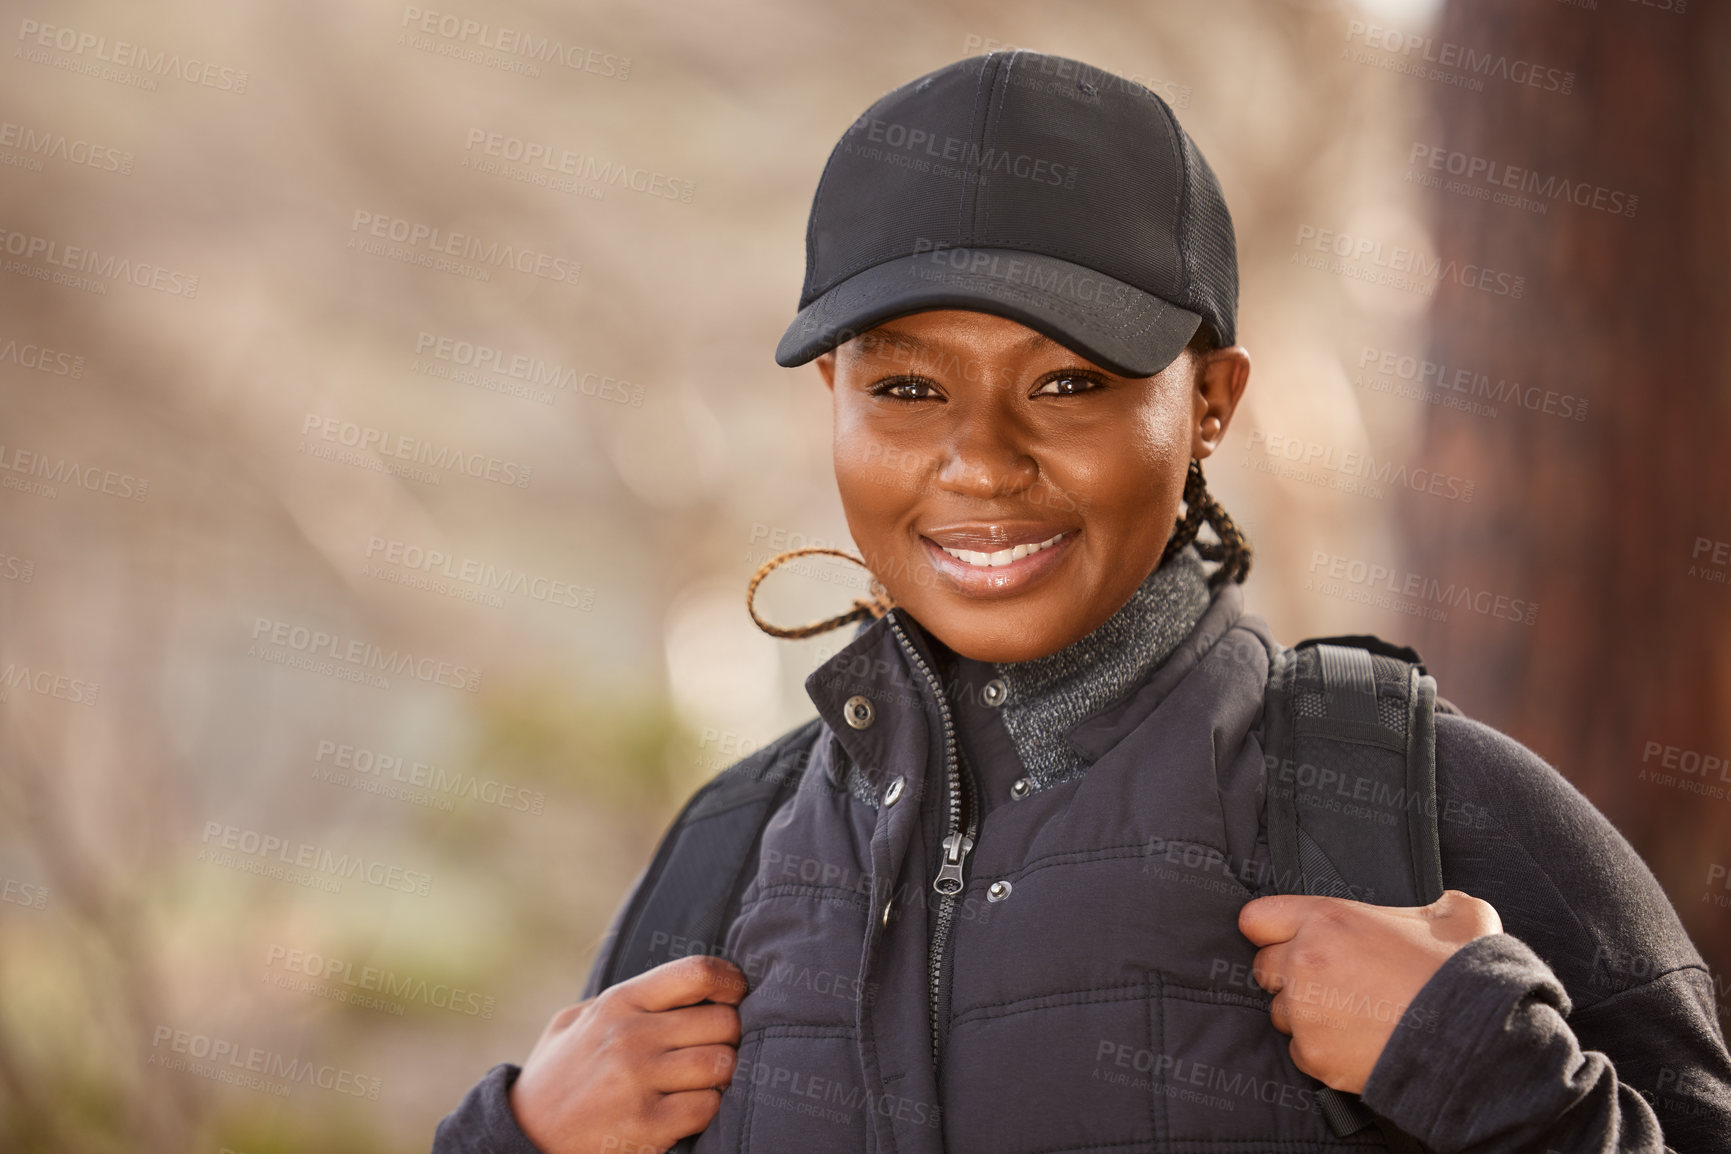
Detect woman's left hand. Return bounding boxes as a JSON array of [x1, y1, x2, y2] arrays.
[[1237, 890, 1503, 1094]]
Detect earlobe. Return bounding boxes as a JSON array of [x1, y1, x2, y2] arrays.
[[1194, 346, 1251, 458]]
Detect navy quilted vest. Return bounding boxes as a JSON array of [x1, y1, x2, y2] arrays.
[[688, 583, 1371, 1154]]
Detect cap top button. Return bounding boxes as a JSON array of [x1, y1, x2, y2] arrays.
[[843, 694, 876, 730]]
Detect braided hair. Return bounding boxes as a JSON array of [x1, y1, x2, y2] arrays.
[[1157, 327, 1253, 591]]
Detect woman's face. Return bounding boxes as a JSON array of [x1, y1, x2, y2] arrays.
[[817, 309, 1250, 663]]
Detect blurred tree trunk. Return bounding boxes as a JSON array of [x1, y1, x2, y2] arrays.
[[1410, 0, 1731, 1019]]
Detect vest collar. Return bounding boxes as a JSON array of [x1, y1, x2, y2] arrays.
[[803, 580, 1248, 797]]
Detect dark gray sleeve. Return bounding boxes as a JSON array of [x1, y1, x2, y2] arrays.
[[1360, 934, 1677, 1152], [430, 1063, 545, 1154], [1356, 713, 1731, 1152]]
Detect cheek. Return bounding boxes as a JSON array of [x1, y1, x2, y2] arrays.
[[1050, 398, 1189, 518], [1129, 387, 1195, 467], [833, 427, 885, 500], [832, 417, 919, 541], [1133, 406, 1195, 537], [834, 412, 882, 476]]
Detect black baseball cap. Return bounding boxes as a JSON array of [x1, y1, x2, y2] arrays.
[[775, 51, 1239, 379]]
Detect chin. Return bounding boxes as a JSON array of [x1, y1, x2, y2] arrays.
[[906, 598, 1081, 664], [945, 632, 1065, 664]]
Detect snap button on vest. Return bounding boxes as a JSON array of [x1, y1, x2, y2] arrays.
[[987, 879, 1012, 902], [1010, 777, 1032, 800], [884, 776, 905, 806], [843, 694, 875, 729], [982, 677, 1008, 706]]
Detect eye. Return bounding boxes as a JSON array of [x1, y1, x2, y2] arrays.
[[869, 375, 943, 401], [1031, 370, 1106, 397]]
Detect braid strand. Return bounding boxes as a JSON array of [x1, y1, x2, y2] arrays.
[[1160, 458, 1253, 589]]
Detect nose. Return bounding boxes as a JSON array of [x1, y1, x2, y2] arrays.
[[932, 403, 1039, 500]]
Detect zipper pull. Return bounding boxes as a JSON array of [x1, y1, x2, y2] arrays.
[[933, 832, 974, 896]]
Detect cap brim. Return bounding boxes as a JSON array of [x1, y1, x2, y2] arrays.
[[775, 248, 1202, 378]]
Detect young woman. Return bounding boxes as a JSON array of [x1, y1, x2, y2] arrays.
[[436, 51, 1731, 1154]]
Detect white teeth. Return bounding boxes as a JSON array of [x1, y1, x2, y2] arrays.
[[940, 532, 1065, 568]]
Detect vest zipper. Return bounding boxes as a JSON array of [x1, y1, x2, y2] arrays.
[[886, 615, 979, 1073], [930, 749, 977, 1075]]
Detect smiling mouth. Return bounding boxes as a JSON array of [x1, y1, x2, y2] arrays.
[[933, 532, 1068, 569]]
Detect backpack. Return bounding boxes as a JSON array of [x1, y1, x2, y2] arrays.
[[592, 633, 1449, 1154]]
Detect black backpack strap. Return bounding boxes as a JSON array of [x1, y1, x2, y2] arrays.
[[1263, 636, 1443, 1153], [595, 716, 823, 993]]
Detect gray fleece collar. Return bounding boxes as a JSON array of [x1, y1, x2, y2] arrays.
[[990, 543, 1214, 792]]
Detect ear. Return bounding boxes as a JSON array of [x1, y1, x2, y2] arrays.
[[1191, 345, 1251, 460], [816, 350, 837, 392]]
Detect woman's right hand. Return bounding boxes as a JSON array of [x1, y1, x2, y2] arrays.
[[509, 955, 748, 1154]]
